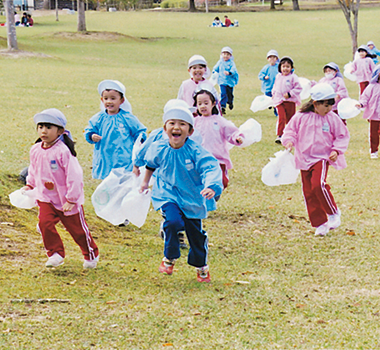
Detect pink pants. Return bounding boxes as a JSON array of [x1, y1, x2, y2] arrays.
[[38, 201, 98, 261], [301, 160, 338, 228], [359, 81, 369, 95], [276, 101, 296, 137]]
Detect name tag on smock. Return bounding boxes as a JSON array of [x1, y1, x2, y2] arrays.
[[185, 159, 194, 171], [322, 123, 330, 133], [213, 122, 220, 131], [118, 123, 125, 131]]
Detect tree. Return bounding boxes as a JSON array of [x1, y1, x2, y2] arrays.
[[56, 0, 59, 21], [292, 0, 299, 10], [4, 0, 18, 50], [270, 0, 275, 10], [189, 0, 196, 12], [77, 0, 87, 31], [337, 0, 360, 59]]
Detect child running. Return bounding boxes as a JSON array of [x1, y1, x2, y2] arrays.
[[272, 56, 302, 144], [356, 65, 380, 159], [351, 45, 376, 95], [140, 100, 223, 282], [212, 46, 239, 114], [23, 109, 99, 268], [193, 86, 244, 189], [84, 80, 147, 179], [258, 49, 279, 98], [282, 83, 350, 237], [367, 41, 380, 64]]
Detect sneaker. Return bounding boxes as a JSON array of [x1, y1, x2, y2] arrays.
[[197, 266, 211, 283], [328, 208, 341, 230], [371, 152, 378, 159], [45, 253, 64, 267], [221, 107, 226, 115], [178, 232, 188, 249], [315, 222, 329, 237], [275, 136, 282, 144], [83, 256, 99, 269], [229, 103, 234, 110], [119, 219, 129, 227], [159, 258, 175, 275]]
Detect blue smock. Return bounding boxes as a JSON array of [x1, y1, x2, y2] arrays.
[[258, 62, 279, 94], [212, 57, 239, 87], [84, 109, 147, 179], [145, 138, 223, 219]]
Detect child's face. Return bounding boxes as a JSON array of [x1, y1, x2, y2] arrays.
[[196, 93, 215, 117], [222, 52, 232, 61], [189, 64, 206, 82], [267, 55, 278, 66], [324, 67, 336, 78], [280, 62, 292, 75], [37, 124, 63, 147], [368, 44, 374, 50], [313, 101, 333, 117], [358, 50, 367, 59], [101, 90, 125, 115], [164, 119, 193, 149]]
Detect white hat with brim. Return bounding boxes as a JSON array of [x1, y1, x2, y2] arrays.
[[97, 80, 126, 96], [188, 55, 207, 68], [357, 45, 369, 53], [310, 83, 336, 101], [266, 49, 279, 58], [221, 46, 233, 55], [163, 107, 194, 127], [164, 99, 197, 114], [33, 108, 67, 128]]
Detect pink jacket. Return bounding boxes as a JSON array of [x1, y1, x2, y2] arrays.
[[359, 83, 380, 121], [177, 78, 214, 108], [352, 57, 375, 83], [272, 72, 302, 107], [194, 114, 243, 169], [27, 139, 85, 216], [317, 76, 348, 111], [282, 111, 350, 171]]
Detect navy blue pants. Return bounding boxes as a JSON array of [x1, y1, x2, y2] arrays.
[[220, 84, 234, 109], [161, 202, 208, 268]]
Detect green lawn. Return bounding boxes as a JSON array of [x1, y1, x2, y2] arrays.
[[1, 8, 380, 349]]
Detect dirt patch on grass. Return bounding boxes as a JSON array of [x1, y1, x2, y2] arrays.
[[53, 31, 138, 41], [0, 49, 52, 58]]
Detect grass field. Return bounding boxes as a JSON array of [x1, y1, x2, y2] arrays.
[[1, 8, 380, 349]]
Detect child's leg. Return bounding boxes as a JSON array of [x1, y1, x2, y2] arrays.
[[38, 201, 65, 258], [369, 120, 380, 153], [283, 101, 296, 124], [183, 218, 208, 268], [226, 86, 234, 109], [220, 163, 229, 189], [359, 81, 369, 95], [301, 160, 337, 227], [59, 207, 99, 261], [220, 85, 227, 109], [276, 103, 286, 137], [161, 202, 185, 261]]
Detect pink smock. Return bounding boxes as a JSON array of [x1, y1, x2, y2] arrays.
[[272, 72, 302, 107], [317, 76, 348, 111], [359, 83, 380, 121], [177, 78, 214, 108], [352, 57, 375, 83]]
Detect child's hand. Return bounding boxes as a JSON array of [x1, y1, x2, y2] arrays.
[[21, 186, 31, 192], [329, 151, 338, 163], [62, 202, 75, 212], [224, 71, 230, 76], [132, 165, 140, 177], [284, 142, 293, 150], [92, 134, 102, 142], [265, 76, 269, 80], [283, 93, 290, 99], [355, 103, 362, 109], [236, 136, 243, 145], [139, 182, 149, 194], [201, 188, 215, 200]]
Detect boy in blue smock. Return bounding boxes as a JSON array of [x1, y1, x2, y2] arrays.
[[212, 46, 239, 115], [84, 80, 147, 180], [140, 100, 223, 283]]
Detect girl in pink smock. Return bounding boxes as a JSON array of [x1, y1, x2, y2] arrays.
[[282, 84, 350, 237], [193, 87, 244, 189], [357, 65, 380, 159], [23, 109, 99, 268], [271, 56, 302, 144], [351, 45, 376, 95]]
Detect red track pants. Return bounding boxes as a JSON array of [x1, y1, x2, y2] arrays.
[[276, 101, 296, 137], [369, 120, 380, 153]]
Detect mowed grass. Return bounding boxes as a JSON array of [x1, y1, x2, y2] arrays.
[[1, 8, 380, 349]]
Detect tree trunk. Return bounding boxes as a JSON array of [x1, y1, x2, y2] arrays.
[[292, 0, 300, 10], [270, 0, 275, 10], [4, 0, 18, 50], [337, 0, 359, 59], [96, 0, 100, 11], [189, 0, 196, 12], [205, 0, 209, 13], [77, 0, 86, 32], [55, 0, 59, 21]]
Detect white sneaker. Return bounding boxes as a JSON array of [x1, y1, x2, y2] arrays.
[[315, 222, 329, 236], [371, 152, 378, 159], [83, 256, 99, 269], [45, 253, 64, 267], [328, 208, 341, 230]]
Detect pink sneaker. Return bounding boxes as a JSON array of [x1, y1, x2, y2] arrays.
[[159, 258, 175, 275], [197, 266, 211, 283]]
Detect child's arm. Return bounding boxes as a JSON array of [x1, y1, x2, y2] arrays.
[[222, 119, 244, 146], [140, 167, 154, 193], [200, 188, 215, 199], [84, 114, 102, 144], [287, 76, 302, 99], [258, 65, 269, 81], [196, 151, 223, 200]]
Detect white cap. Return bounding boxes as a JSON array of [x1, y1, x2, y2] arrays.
[[188, 55, 207, 68], [163, 99, 194, 126], [34, 108, 67, 128], [266, 49, 279, 58], [163, 99, 196, 114], [310, 83, 336, 101], [221, 46, 233, 55], [193, 83, 219, 103], [97, 80, 126, 96]]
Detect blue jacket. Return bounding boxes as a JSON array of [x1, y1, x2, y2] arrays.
[[368, 46, 380, 64], [258, 62, 279, 94], [212, 57, 239, 87], [145, 138, 223, 219], [84, 109, 147, 179]]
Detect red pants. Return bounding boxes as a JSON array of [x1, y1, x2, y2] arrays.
[[369, 120, 380, 153], [301, 160, 338, 227], [276, 101, 296, 137], [359, 81, 369, 95], [220, 163, 229, 189], [38, 201, 99, 261]]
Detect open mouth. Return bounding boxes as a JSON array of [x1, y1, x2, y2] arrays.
[[172, 133, 181, 138]]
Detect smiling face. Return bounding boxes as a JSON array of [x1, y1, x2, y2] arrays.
[[358, 50, 367, 59], [101, 89, 125, 115], [267, 55, 278, 66], [189, 64, 206, 82], [37, 123, 64, 148], [280, 61, 292, 76], [196, 92, 215, 117], [313, 100, 333, 117], [164, 119, 193, 149], [222, 52, 232, 61]]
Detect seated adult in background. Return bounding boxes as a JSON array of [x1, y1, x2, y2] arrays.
[[27, 14, 33, 27], [21, 12, 28, 26], [211, 16, 222, 27], [14, 12, 20, 26], [223, 15, 232, 27]]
